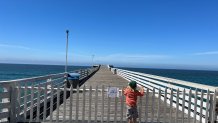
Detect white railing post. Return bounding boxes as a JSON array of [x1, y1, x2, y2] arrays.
[[16, 83, 21, 121], [157, 88, 161, 122], [30, 83, 34, 122], [163, 88, 167, 123], [37, 84, 41, 122], [120, 86, 124, 123], [145, 88, 149, 122], [205, 89, 210, 123], [151, 87, 155, 122], [95, 86, 98, 122], [76, 85, 79, 123], [107, 89, 111, 123], [211, 89, 218, 122], [114, 94, 118, 123], [43, 82, 48, 121], [187, 89, 192, 123], [63, 83, 67, 122], [199, 90, 204, 123], [101, 85, 105, 123], [9, 83, 17, 123], [88, 86, 92, 123], [69, 85, 73, 122], [193, 89, 198, 123], [175, 88, 179, 123], [82, 85, 86, 122], [169, 88, 173, 123], [49, 83, 54, 122], [138, 96, 142, 123], [56, 84, 60, 123], [23, 83, 27, 120], [182, 89, 185, 123]]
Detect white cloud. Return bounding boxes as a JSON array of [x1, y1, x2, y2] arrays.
[[100, 53, 169, 59], [96, 53, 170, 63], [0, 44, 31, 50], [193, 51, 218, 55]]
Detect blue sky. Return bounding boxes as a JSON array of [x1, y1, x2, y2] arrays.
[[0, 0, 218, 70]]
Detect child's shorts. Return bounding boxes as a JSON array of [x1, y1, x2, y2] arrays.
[[126, 105, 138, 119]]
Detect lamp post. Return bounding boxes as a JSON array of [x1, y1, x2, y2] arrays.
[[65, 30, 69, 73]]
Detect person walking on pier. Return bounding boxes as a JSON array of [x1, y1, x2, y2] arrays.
[[123, 81, 144, 123]]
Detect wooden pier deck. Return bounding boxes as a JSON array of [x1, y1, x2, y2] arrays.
[[46, 66, 196, 123]]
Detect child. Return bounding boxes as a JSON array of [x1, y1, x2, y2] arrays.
[[123, 81, 144, 123]]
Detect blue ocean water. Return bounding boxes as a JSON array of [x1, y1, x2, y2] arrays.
[[0, 63, 89, 81], [0, 64, 218, 86], [120, 67, 218, 86]]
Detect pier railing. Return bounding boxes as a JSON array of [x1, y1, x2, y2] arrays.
[[0, 66, 99, 123], [2, 84, 204, 123], [110, 67, 218, 123]]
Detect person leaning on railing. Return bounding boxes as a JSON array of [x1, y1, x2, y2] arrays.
[[123, 81, 144, 123]]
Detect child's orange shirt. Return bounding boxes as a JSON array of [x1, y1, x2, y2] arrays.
[[123, 87, 144, 107]]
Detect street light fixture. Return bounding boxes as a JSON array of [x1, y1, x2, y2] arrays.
[[65, 30, 69, 73]]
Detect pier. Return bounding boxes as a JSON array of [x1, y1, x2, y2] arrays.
[[0, 65, 218, 123]]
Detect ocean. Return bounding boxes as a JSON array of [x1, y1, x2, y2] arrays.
[[0, 64, 217, 86], [0, 63, 89, 81], [120, 67, 218, 86]]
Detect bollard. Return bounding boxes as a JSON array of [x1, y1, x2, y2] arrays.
[[113, 69, 117, 74]]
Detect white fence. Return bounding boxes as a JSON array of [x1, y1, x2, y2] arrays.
[[0, 67, 99, 123], [110, 67, 218, 123], [14, 84, 216, 123]]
